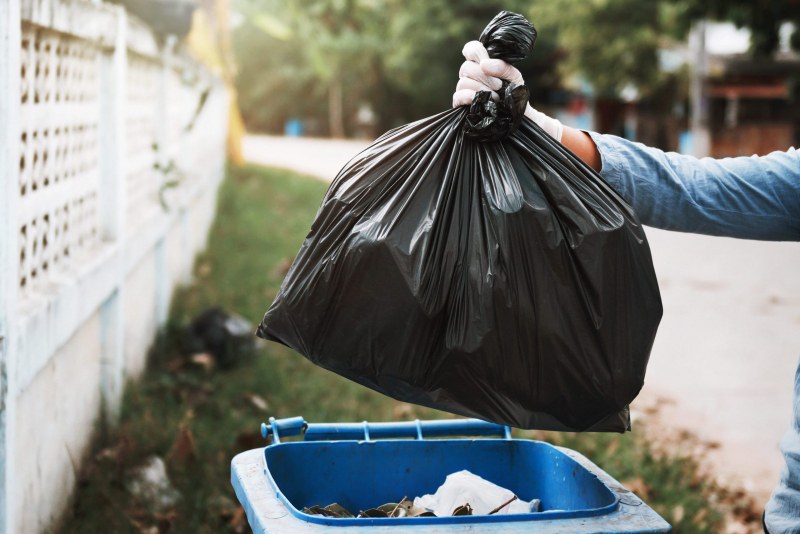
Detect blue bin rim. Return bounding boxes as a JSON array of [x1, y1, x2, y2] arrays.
[[262, 438, 621, 527]]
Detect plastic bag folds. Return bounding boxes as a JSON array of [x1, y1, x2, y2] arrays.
[[257, 12, 662, 432]]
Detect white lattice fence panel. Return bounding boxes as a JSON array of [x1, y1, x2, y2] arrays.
[[126, 51, 160, 226], [18, 23, 101, 298], [167, 64, 201, 162], [182, 87, 226, 180]]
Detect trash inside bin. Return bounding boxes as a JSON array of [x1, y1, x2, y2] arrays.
[[231, 417, 671, 532]]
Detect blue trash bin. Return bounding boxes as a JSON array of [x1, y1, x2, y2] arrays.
[[231, 417, 671, 533], [284, 119, 304, 137]]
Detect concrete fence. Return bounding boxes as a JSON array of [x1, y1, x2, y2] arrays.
[[0, 0, 229, 530]]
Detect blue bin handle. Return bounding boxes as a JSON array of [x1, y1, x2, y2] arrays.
[[261, 416, 307, 444], [261, 416, 511, 444]]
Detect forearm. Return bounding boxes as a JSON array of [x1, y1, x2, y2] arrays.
[[573, 131, 800, 241], [561, 126, 601, 172]]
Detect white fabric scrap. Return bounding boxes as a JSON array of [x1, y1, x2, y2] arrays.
[[413, 470, 540, 516]]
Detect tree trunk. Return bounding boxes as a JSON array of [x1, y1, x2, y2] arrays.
[[329, 78, 345, 138]]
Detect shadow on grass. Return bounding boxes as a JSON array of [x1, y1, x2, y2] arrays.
[[59, 164, 729, 533]]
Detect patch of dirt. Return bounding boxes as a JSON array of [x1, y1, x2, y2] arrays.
[[632, 395, 764, 534]]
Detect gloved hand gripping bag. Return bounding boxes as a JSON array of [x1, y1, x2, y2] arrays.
[[257, 12, 662, 432]]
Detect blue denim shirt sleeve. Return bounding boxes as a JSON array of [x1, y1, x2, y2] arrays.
[[586, 133, 800, 532], [587, 132, 800, 241]]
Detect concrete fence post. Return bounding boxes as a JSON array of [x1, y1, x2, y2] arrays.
[[98, 5, 127, 422], [155, 36, 176, 327]]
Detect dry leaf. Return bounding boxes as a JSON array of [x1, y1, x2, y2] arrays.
[[604, 438, 620, 457], [235, 430, 262, 451], [358, 508, 389, 518], [672, 504, 685, 523], [155, 509, 177, 533], [229, 506, 248, 534], [244, 393, 269, 411], [452, 503, 473, 516], [168, 425, 197, 465], [189, 353, 215, 372], [208, 494, 238, 520], [693, 508, 708, 524], [621, 477, 651, 500], [96, 436, 134, 464], [164, 358, 184, 373], [392, 403, 416, 420], [271, 257, 294, 279], [197, 262, 212, 277]]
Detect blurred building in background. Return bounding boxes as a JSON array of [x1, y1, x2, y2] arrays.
[[686, 21, 800, 158], [706, 52, 800, 157], [553, 20, 800, 157]]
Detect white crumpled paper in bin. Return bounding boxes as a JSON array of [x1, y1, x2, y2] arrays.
[[413, 470, 540, 516]]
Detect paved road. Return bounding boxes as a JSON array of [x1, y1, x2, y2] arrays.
[[243, 135, 372, 182], [244, 133, 800, 502]]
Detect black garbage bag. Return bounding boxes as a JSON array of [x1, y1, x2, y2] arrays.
[[257, 12, 662, 432], [184, 307, 255, 369]]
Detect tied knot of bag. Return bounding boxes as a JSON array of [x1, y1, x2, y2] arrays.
[[480, 11, 537, 63], [464, 82, 529, 142], [462, 11, 536, 142]]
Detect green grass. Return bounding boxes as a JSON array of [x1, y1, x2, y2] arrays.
[[60, 164, 726, 533]]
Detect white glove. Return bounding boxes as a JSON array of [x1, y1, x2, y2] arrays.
[[453, 41, 563, 142]]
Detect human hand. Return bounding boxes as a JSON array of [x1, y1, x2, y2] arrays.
[[452, 41, 563, 142]]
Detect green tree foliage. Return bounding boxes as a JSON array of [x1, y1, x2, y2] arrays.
[[232, 0, 560, 135], [535, 0, 800, 100], [233, 0, 800, 136], [531, 0, 685, 99], [233, 1, 323, 134]]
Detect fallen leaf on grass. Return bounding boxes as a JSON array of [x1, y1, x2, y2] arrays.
[[164, 358, 185, 373], [95, 439, 126, 463], [126, 508, 152, 532], [190, 352, 215, 372], [197, 262, 212, 277], [229, 506, 249, 533], [604, 438, 620, 457], [155, 510, 177, 532], [263, 288, 277, 300], [672, 504, 685, 523], [392, 403, 416, 420], [693, 508, 708, 524], [271, 257, 294, 279], [209, 494, 239, 520], [182, 387, 211, 409], [168, 425, 197, 465], [235, 430, 262, 451], [244, 392, 269, 411], [621, 477, 651, 500]]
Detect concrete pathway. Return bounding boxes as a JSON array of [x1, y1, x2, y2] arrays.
[[243, 134, 371, 182], [244, 133, 800, 502]]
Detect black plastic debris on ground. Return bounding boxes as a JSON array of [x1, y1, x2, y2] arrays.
[[183, 307, 255, 369]]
